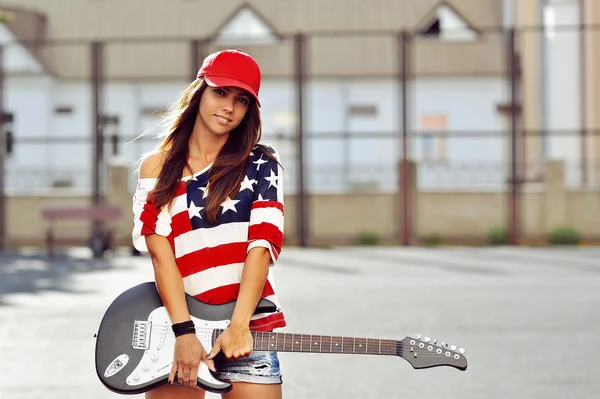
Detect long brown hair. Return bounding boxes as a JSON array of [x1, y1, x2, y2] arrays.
[[145, 77, 278, 224]]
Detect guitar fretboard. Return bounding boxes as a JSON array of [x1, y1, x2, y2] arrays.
[[212, 329, 397, 355]]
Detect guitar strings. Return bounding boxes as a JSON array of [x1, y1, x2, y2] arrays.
[[149, 326, 460, 358]]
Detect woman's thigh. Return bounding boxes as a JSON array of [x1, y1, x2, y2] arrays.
[[145, 351, 283, 399], [222, 381, 282, 399], [145, 384, 206, 399]]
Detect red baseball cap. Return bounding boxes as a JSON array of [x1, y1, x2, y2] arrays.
[[197, 49, 262, 106]]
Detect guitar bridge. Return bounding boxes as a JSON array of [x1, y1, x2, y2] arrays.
[[132, 320, 151, 350]]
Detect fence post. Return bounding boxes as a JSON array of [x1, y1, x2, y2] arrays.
[[0, 45, 5, 252], [294, 33, 308, 247], [507, 27, 520, 245], [399, 30, 412, 246], [190, 39, 206, 81], [579, 1, 588, 186], [91, 41, 104, 253]]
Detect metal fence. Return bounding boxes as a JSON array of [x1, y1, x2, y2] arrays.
[[1, 23, 600, 248]]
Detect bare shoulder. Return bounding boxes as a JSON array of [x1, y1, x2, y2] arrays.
[[139, 152, 166, 179]]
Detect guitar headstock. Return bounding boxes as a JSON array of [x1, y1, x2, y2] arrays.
[[397, 334, 468, 371]]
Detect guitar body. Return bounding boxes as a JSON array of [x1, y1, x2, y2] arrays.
[[94, 282, 277, 395]]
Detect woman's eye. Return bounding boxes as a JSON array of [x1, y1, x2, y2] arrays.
[[215, 89, 224, 95], [238, 98, 248, 105]]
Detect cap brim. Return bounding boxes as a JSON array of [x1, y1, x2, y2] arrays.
[[204, 75, 261, 107]]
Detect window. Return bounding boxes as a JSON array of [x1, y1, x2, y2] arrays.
[[420, 114, 447, 161], [54, 106, 73, 115], [1, 112, 14, 156], [214, 5, 279, 45], [348, 105, 377, 117], [417, 4, 478, 42]]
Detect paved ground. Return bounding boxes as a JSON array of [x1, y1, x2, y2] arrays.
[[0, 245, 598, 399]]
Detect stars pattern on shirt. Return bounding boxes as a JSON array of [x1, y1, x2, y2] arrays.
[[199, 186, 209, 199], [188, 199, 204, 220], [240, 175, 257, 192], [264, 169, 279, 189], [185, 145, 281, 228], [220, 197, 240, 214], [253, 155, 268, 171]]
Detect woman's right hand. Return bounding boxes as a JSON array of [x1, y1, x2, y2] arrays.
[[168, 334, 216, 387]]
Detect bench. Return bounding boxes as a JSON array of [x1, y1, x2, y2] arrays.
[[41, 205, 124, 258]]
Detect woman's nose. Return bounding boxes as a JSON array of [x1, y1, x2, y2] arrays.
[[221, 95, 234, 111]]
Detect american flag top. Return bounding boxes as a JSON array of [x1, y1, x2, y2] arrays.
[[132, 145, 286, 332]]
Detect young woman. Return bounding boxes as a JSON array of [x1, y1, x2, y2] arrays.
[[132, 49, 286, 399]]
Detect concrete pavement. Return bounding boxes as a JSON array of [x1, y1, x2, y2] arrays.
[[0, 245, 598, 399]]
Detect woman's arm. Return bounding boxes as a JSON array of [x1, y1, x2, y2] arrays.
[[138, 154, 215, 386], [207, 247, 271, 360], [139, 153, 191, 324], [230, 246, 271, 327], [146, 233, 216, 385], [208, 146, 285, 360], [146, 234, 191, 324]]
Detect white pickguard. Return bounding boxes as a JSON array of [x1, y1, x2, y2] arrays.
[[126, 306, 230, 390]]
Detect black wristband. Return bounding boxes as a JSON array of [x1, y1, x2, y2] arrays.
[[172, 320, 196, 337]]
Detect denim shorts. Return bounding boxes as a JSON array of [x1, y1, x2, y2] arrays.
[[212, 350, 282, 384]]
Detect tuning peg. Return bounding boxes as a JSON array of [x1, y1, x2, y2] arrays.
[[440, 342, 448, 348], [450, 345, 457, 351], [432, 338, 437, 345], [458, 348, 466, 354], [423, 337, 431, 343], [415, 334, 422, 340]]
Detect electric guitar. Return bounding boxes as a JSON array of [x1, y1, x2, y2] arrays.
[[94, 282, 467, 395]]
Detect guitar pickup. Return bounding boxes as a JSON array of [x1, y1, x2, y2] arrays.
[[132, 320, 151, 350]]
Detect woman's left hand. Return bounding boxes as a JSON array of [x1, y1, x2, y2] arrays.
[[207, 324, 254, 359]]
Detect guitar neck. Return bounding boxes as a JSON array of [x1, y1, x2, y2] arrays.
[[212, 329, 397, 355]]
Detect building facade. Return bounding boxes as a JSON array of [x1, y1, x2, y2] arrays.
[[1, 0, 596, 196], [516, 0, 600, 187]]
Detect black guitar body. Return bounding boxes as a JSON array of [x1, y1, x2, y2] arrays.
[[94, 282, 277, 395]]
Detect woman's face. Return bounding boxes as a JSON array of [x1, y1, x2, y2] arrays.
[[197, 86, 251, 136]]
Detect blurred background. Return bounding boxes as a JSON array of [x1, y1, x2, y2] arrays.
[[0, 0, 598, 251], [0, 1, 598, 398]]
